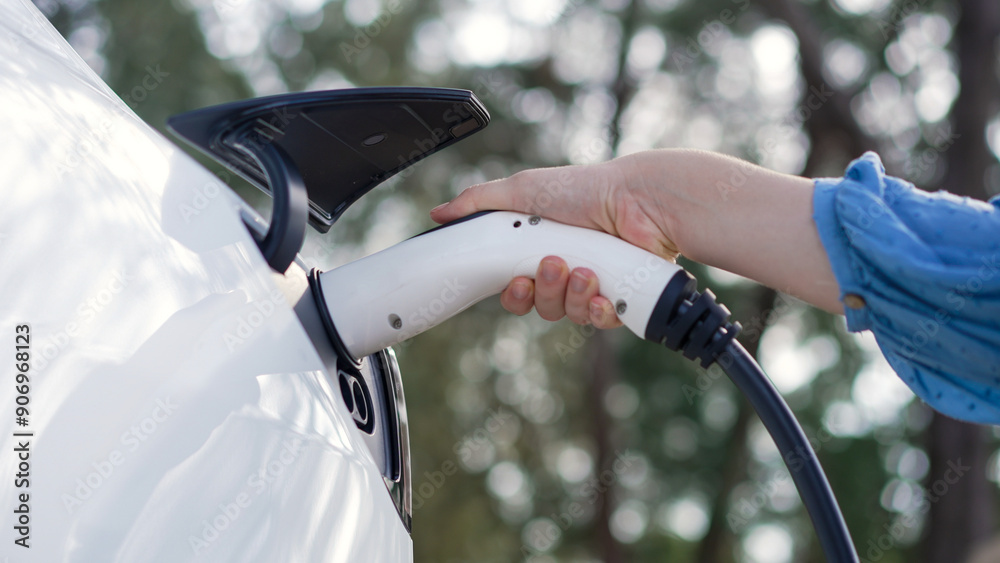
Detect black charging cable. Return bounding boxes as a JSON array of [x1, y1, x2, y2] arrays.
[[646, 271, 859, 563]]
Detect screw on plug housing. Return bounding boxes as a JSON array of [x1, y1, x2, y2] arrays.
[[528, 216, 541, 225], [389, 314, 402, 330], [615, 300, 627, 315]]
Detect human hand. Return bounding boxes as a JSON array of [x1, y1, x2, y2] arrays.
[[430, 155, 680, 328], [431, 148, 843, 320]]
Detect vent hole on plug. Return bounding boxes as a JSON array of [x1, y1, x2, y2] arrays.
[[513, 221, 522, 228]]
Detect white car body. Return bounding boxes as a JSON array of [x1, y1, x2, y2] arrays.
[[0, 0, 412, 560]]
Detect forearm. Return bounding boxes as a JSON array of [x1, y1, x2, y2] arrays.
[[620, 149, 843, 314]]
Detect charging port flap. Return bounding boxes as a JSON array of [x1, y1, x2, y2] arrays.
[[167, 87, 490, 271]]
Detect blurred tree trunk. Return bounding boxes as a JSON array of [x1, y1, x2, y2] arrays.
[[759, 0, 878, 175], [922, 2, 1000, 562], [690, 0, 878, 557], [940, 0, 1000, 202], [588, 331, 628, 563], [695, 285, 777, 563], [692, 1, 878, 557], [582, 2, 646, 561], [924, 419, 994, 563]]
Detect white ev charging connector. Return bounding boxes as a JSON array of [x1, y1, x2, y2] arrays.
[[310, 210, 860, 563], [316, 211, 684, 359]]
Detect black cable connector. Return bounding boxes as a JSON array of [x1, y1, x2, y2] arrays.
[[645, 271, 741, 366], [645, 270, 859, 563]]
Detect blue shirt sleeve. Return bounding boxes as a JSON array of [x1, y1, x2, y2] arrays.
[[812, 152, 1000, 425]]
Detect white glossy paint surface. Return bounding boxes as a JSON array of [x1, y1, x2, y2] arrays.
[[0, 0, 411, 560]]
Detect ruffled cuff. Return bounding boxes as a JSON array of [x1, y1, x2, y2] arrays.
[[812, 152, 1000, 424]]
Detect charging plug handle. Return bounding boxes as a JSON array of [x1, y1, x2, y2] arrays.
[[317, 211, 687, 359]]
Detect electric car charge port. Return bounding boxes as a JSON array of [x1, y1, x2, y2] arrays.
[[168, 87, 491, 535]]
